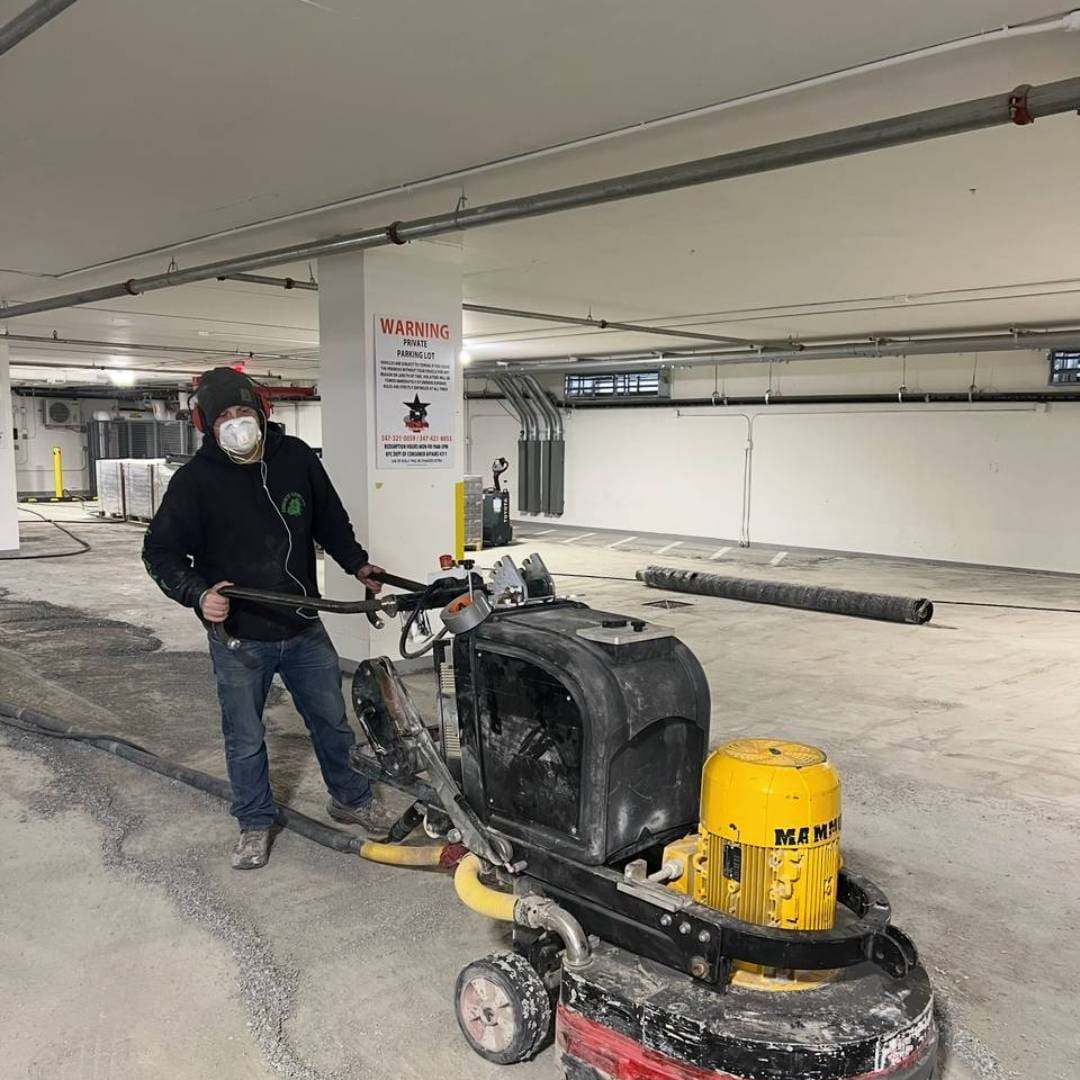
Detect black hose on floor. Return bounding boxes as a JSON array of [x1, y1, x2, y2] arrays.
[[0, 702, 364, 855], [2, 508, 92, 560], [637, 566, 934, 625]]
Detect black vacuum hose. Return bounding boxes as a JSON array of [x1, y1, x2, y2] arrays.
[[0, 702, 364, 855], [638, 566, 934, 625]]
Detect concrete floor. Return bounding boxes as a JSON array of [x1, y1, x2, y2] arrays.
[[1, 512, 1078, 1079]]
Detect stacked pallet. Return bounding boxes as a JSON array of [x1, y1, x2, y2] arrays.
[[464, 475, 484, 551], [94, 459, 179, 522], [95, 459, 129, 518]]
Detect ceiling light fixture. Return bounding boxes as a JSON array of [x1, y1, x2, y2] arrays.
[[108, 369, 137, 387]]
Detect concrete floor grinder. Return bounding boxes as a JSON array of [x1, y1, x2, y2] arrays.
[[222, 554, 936, 1080]]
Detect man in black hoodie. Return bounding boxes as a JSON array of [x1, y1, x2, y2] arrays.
[[143, 367, 386, 870]]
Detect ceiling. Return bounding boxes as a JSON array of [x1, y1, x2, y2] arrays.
[[2, 0, 1079, 388]]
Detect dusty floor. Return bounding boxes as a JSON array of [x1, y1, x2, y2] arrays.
[[1, 511, 1077, 1079]]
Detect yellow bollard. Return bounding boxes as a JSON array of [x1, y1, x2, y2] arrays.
[[52, 446, 63, 501], [454, 480, 465, 562]]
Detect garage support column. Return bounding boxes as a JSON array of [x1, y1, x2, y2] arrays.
[[317, 242, 464, 664], [0, 342, 17, 554]]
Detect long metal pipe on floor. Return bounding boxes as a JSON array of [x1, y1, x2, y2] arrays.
[[0, 0, 78, 59], [3, 76, 1080, 322], [638, 566, 934, 625]]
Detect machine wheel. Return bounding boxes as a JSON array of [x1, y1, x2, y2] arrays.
[[454, 952, 552, 1064]]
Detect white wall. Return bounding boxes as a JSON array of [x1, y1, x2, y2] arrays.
[[0, 347, 18, 553], [465, 350, 1080, 575], [11, 394, 93, 496], [272, 400, 323, 447]]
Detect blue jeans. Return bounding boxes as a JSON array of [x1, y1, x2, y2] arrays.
[[208, 621, 371, 830]]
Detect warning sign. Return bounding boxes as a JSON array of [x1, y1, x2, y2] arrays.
[[374, 314, 456, 469]]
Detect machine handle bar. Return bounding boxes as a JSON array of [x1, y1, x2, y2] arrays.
[[218, 585, 385, 614], [217, 571, 476, 617]]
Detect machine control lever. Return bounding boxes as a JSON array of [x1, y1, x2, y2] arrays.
[[354, 657, 513, 871]]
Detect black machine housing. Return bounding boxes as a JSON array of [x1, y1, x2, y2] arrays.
[[453, 601, 710, 866]]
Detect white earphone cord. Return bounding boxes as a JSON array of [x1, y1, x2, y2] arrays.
[[261, 458, 318, 621]]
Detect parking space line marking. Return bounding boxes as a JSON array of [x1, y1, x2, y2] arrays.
[[770, 551, 788, 566], [562, 532, 596, 544], [655, 541, 683, 555], [608, 536, 638, 548], [709, 547, 732, 560]]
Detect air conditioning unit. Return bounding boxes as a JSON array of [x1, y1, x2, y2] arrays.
[[42, 398, 80, 428]]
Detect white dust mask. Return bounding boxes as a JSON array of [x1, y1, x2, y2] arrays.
[[218, 415, 261, 454]]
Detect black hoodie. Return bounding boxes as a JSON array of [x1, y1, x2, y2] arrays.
[[142, 423, 368, 641]]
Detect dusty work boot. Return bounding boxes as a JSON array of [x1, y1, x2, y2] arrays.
[[231, 828, 271, 870], [326, 795, 397, 837]]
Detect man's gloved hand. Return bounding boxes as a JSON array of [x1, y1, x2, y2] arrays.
[[356, 564, 385, 595], [200, 580, 234, 623]]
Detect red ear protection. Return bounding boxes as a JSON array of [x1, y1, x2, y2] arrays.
[[189, 378, 272, 433], [255, 385, 274, 420]]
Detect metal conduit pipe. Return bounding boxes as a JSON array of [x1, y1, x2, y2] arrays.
[[523, 377, 551, 441], [463, 302, 758, 347], [471, 327, 1080, 377], [498, 375, 536, 438], [566, 391, 1080, 408], [1, 331, 302, 360], [4, 76, 1080, 322], [522, 375, 565, 515], [494, 377, 537, 513], [497, 378, 530, 514], [8, 358, 288, 380], [521, 376, 552, 515], [512, 377, 546, 513], [0, 0, 78, 59], [209, 274, 761, 348], [222, 273, 320, 292], [523, 375, 563, 439]]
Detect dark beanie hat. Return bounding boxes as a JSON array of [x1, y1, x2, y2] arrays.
[[194, 367, 263, 430]]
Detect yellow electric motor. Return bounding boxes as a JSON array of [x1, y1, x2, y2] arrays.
[[664, 739, 841, 932]]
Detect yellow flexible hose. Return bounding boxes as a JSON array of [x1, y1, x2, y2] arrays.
[[454, 853, 516, 920], [359, 841, 447, 867]]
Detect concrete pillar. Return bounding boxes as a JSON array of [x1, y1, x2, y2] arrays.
[[0, 342, 17, 554], [318, 241, 464, 663]]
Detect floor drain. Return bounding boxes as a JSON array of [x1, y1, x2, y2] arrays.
[[643, 599, 694, 609]]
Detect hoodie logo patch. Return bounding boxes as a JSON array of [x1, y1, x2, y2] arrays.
[[280, 492, 306, 518]]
